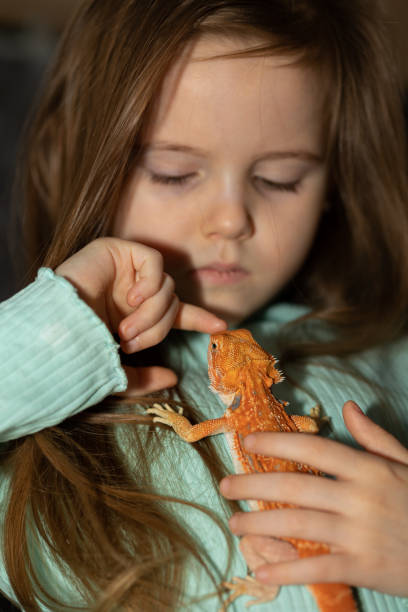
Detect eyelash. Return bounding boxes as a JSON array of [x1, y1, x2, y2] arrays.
[[256, 177, 300, 193], [148, 172, 300, 193], [149, 173, 195, 185]]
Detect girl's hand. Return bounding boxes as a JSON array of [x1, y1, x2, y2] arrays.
[[55, 237, 226, 395], [220, 400, 408, 596]]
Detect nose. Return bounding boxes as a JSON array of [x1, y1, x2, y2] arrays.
[[200, 177, 253, 241]]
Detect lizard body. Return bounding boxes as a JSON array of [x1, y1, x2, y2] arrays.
[[147, 329, 358, 611]]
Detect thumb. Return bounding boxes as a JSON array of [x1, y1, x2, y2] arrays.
[[343, 400, 408, 465], [115, 366, 178, 397]]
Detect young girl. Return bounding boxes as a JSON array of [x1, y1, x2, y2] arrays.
[[1, 0, 408, 610]]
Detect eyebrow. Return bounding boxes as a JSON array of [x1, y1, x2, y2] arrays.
[[145, 141, 323, 163]]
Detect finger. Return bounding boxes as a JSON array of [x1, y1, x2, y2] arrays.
[[173, 301, 227, 333], [243, 432, 368, 480], [127, 245, 165, 303], [254, 552, 351, 586], [229, 508, 344, 547], [240, 535, 298, 572], [343, 400, 408, 465], [220, 472, 345, 513], [119, 274, 176, 341], [121, 295, 180, 353], [116, 366, 178, 396]]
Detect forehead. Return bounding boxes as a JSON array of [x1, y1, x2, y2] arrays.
[[147, 35, 326, 154]]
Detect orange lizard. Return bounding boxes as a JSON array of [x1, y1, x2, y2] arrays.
[[147, 329, 358, 611]]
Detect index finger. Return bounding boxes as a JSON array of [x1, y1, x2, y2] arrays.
[[128, 245, 164, 300], [243, 432, 369, 480], [173, 301, 227, 334]]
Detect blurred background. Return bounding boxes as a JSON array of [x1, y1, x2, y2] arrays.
[[0, 0, 408, 303], [0, 0, 83, 301]]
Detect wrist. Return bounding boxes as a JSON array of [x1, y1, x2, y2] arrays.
[[55, 263, 107, 324]]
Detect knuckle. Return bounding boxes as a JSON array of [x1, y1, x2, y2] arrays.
[[134, 241, 162, 261], [374, 458, 397, 484], [170, 294, 180, 313], [118, 319, 129, 339], [149, 248, 163, 267], [347, 486, 374, 517], [163, 273, 176, 292], [362, 467, 393, 507], [361, 454, 387, 482], [147, 324, 172, 347]]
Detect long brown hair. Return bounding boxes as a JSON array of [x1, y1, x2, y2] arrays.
[[6, 0, 408, 610]]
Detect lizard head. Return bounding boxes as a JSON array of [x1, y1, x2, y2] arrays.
[[207, 329, 284, 395]]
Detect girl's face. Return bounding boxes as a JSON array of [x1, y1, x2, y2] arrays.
[[113, 36, 329, 325]]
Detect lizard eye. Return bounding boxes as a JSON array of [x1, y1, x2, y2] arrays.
[[212, 342, 217, 350]]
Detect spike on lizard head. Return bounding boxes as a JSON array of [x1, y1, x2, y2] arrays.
[[208, 329, 284, 395]]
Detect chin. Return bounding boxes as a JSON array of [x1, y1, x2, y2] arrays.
[[180, 287, 265, 327], [203, 303, 252, 328]]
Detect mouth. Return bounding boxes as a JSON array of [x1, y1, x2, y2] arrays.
[[190, 262, 250, 285]]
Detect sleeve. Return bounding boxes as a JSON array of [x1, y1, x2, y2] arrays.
[[0, 268, 128, 442]]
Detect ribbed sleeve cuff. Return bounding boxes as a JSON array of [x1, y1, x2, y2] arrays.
[[0, 268, 127, 441]]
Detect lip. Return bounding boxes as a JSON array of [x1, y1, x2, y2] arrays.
[[190, 262, 249, 285]]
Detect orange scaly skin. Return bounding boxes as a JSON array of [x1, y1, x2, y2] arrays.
[[147, 329, 358, 612]]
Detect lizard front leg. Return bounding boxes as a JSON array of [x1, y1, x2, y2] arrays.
[[292, 405, 329, 433], [146, 403, 228, 442], [220, 575, 279, 611]]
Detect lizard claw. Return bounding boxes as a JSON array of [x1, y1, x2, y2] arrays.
[[150, 402, 183, 415], [146, 403, 183, 425], [310, 404, 330, 429], [145, 403, 196, 441], [219, 575, 279, 611], [310, 404, 321, 419]]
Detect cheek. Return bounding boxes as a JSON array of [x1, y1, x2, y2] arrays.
[[113, 183, 138, 239], [113, 182, 177, 243], [113, 187, 195, 276], [291, 208, 322, 255], [113, 171, 166, 240], [258, 197, 324, 272]]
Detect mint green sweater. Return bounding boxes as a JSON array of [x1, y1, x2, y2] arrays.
[[0, 268, 407, 611]]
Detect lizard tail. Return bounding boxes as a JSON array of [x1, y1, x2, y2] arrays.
[[308, 583, 358, 612]]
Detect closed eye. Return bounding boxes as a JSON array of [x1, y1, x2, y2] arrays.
[[148, 172, 300, 192], [255, 177, 301, 193], [149, 172, 196, 185]]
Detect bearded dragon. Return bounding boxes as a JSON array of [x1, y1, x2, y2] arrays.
[[147, 329, 358, 611]]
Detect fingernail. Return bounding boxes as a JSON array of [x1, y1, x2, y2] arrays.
[[124, 336, 141, 353], [256, 567, 271, 583], [119, 321, 137, 341], [219, 477, 231, 495], [229, 514, 239, 531], [348, 401, 364, 415], [130, 294, 144, 307], [213, 319, 228, 331]]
